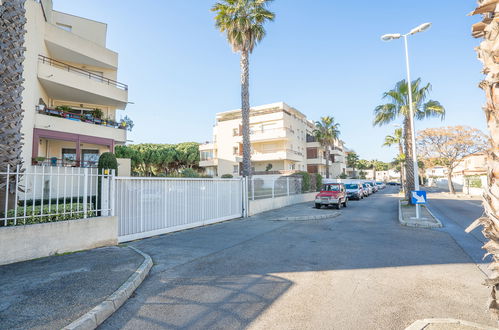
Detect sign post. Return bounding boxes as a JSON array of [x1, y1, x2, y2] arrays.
[[411, 190, 427, 219]]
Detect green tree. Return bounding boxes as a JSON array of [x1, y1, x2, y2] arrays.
[[374, 78, 445, 202], [313, 116, 341, 179], [346, 152, 360, 178], [212, 0, 275, 177], [383, 128, 405, 190], [0, 0, 27, 212]]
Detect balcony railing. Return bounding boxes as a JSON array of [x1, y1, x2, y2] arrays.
[[37, 106, 130, 130], [32, 158, 98, 168], [38, 54, 128, 91]]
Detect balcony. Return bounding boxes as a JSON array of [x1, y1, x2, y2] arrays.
[[35, 108, 127, 143], [37, 55, 128, 108], [251, 149, 303, 162], [307, 158, 327, 165], [235, 127, 293, 143], [44, 23, 118, 69], [199, 143, 216, 151], [199, 158, 218, 167]]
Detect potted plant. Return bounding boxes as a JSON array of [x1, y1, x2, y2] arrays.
[[34, 156, 46, 165], [119, 116, 134, 131]]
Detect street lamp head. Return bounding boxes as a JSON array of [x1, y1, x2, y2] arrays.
[[381, 33, 402, 41], [409, 22, 431, 35]]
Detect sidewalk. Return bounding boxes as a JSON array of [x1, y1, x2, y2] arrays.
[[0, 246, 144, 330]]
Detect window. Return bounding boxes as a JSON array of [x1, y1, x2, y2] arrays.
[[233, 128, 239, 137], [82, 150, 99, 167], [233, 147, 238, 155], [233, 165, 239, 174], [200, 151, 213, 161], [56, 23, 72, 32], [62, 148, 77, 166]]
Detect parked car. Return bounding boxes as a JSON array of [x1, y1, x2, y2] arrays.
[[376, 182, 386, 190], [362, 183, 372, 196], [367, 181, 378, 193], [345, 183, 364, 200], [315, 183, 348, 209]]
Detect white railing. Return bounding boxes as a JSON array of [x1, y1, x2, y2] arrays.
[[0, 165, 114, 226], [249, 176, 303, 200], [115, 177, 246, 242]]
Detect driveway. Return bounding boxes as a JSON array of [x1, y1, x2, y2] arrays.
[[101, 187, 494, 329]]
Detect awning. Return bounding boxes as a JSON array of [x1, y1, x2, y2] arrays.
[[468, 0, 499, 16]]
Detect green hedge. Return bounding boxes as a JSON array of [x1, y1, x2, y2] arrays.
[[315, 174, 323, 192], [465, 175, 483, 188], [21, 196, 96, 207], [4, 203, 95, 227], [295, 172, 311, 192]]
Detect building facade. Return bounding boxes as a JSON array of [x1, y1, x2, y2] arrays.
[[21, 0, 128, 168], [199, 102, 347, 178]]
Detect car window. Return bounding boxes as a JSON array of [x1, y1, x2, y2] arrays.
[[323, 184, 340, 192], [345, 184, 358, 189]]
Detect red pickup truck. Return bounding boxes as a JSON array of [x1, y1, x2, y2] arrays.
[[314, 183, 348, 209]]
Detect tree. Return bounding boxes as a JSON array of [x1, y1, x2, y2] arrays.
[[212, 0, 275, 177], [418, 126, 489, 194], [313, 116, 341, 179], [346, 152, 360, 178], [383, 128, 405, 190], [470, 3, 499, 318], [0, 0, 27, 212], [374, 79, 445, 203]]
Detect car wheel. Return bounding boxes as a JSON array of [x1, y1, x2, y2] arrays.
[[315, 203, 321, 209], [336, 202, 342, 210], [343, 199, 348, 207]]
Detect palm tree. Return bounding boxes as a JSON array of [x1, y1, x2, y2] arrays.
[[374, 78, 445, 202], [0, 0, 27, 212], [470, 2, 499, 318], [346, 152, 359, 178], [212, 0, 275, 177], [313, 116, 340, 179], [383, 128, 405, 191]]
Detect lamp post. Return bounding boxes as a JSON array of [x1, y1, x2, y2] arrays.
[[381, 22, 431, 219]]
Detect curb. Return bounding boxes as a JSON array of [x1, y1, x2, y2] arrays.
[[405, 318, 497, 330], [273, 212, 341, 221], [398, 200, 443, 229], [62, 246, 153, 330]]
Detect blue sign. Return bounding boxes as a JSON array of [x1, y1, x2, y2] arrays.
[[411, 190, 427, 204]]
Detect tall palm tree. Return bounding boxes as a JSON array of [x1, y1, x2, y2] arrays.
[[313, 116, 340, 179], [346, 152, 360, 178], [383, 128, 405, 191], [470, 2, 499, 319], [374, 78, 445, 202], [0, 0, 27, 212], [212, 0, 275, 177]]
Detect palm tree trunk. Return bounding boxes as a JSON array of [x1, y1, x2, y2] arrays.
[[398, 142, 405, 193], [0, 0, 27, 214], [469, 22, 499, 318], [325, 148, 330, 179], [240, 50, 251, 177], [403, 117, 415, 202]]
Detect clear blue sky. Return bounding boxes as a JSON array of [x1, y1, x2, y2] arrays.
[[54, 0, 485, 162]]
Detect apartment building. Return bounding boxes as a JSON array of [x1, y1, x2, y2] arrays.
[[199, 102, 347, 178], [22, 0, 128, 168]]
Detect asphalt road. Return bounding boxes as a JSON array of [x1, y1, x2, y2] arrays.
[[101, 187, 494, 329]]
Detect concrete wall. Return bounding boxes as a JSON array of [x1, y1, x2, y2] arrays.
[[0, 216, 117, 266], [249, 192, 317, 216]]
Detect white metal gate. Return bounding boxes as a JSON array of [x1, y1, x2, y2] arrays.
[[115, 177, 246, 242]]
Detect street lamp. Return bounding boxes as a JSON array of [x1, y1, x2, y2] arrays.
[[381, 22, 432, 219]]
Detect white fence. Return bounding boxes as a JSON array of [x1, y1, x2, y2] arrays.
[[0, 165, 113, 226], [248, 176, 302, 200], [115, 177, 246, 242]]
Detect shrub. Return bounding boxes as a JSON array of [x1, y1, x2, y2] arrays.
[[315, 173, 323, 192], [98, 152, 118, 175], [4, 203, 95, 227], [180, 168, 200, 178], [338, 173, 348, 179], [296, 171, 311, 192], [221, 174, 233, 179]]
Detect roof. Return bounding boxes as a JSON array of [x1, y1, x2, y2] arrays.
[[468, 0, 499, 16]]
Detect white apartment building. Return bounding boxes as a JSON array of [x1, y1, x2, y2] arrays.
[[21, 0, 128, 168], [199, 102, 347, 178]]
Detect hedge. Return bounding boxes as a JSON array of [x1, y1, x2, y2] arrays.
[[3, 203, 95, 227]]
